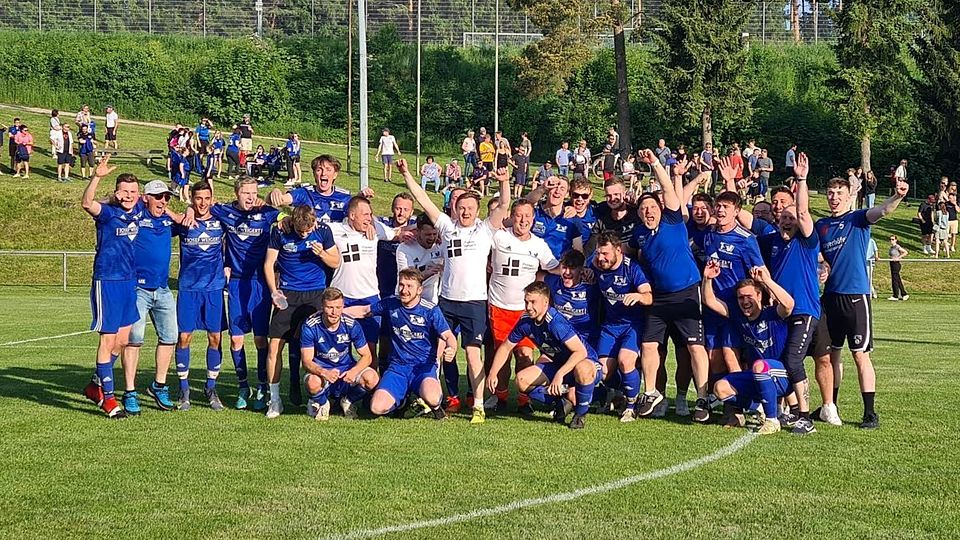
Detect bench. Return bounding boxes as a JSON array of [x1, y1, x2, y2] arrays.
[[95, 149, 167, 166]]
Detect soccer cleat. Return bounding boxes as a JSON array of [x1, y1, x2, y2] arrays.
[[517, 402, 535, 416], [569, 414, 587, 430], [778, 411, 799, 428], [306, 399, 321, 418], [121, 391, 141, 416], [252, 387, 268, 412], [265, 399, 284, 419], [444, 395, 461, 414], [818, 403, 842, 426], [675, 397, 690, 417], [177, 390, 192, 412], [635, 391, 664, 417], [205, 387, 225, 412], [791, 416, 817, 435], [341, 397, 360, 419], [101, 397, 127, 419], [619, 407, 637, 423], [859, 412, 880, 429], [470, 406, 486, 424], [413, 398, 431, 417], [289, 384, 303, 407], [315, 401, 331, 421], [745, 409, 765, 428], [652, 399, 668, 418], [482, 394, 499, 411], [757, 418, 781, 435], [692, 398, 711, 423], [146, 382, 174, 411], [83, 380, 104, 406], [431, 406, 448, 421], [235, 387, 249, 410]]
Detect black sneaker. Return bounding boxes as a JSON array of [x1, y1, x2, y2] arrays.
[[810, 406, 822, 420], [791, 416, 817, 435], [635, 391, 663, 417], [778, 411, 799, 428], [568, 414, 586, 430], [553, 399, 568, 424], [859, 412, 880, 429], [517, 403, 535, 416], [692, 398, 711, 423], [430, 406, 448, 421]]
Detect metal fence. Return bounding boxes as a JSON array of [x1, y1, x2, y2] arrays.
[[0, 0, 840, 44]]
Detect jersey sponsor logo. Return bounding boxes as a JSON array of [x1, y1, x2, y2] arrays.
[[613, 275, 628, 286], [115, 222, 139, 240], [343, 243, 362, 263], [718, 242, 735, 254], [336, 333, 351, 344], [501, 258, 521, 277], [395, 324, 426, 342], [447, 238, 464, 257], [182, 231, 222, 251], [603, 287, 625, 305], [232, 223, 266, 241], [409, 314, 426, 326], [557, 301, 588, 317]]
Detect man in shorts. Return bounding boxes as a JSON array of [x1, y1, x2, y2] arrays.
[[104, 106, 119, 150], [375, 128, 401, 182]]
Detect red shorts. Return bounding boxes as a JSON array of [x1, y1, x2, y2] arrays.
[[603, 170, 614, 181], [489, 304, 535, 350]]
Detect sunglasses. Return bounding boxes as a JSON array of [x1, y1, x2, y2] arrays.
[[149, 193, 171, 201], [571, 193, 591, 200]]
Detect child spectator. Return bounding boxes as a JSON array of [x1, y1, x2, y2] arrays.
[[284, 133, 301, 186]]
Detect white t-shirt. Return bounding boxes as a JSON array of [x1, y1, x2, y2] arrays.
[[106, 111, 119, 128], [396, 241, 444, 304], [895, 165, 907, 180], [488, 229, 558, 310], [434, 213, 495, 301], [462, 137, 476, 154], [327, 219, 396, 300], [378, 135, 397, 156]]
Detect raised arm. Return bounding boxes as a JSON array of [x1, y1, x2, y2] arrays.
[[866, 177, 909, 224], [81, 156, 118, 217], [701, 260, 729, 318], [752, 266, 794, 319], [268, 188, 293, 208], [525, 175, 553, 203], [793, 152, 814, 237], [640, 149, 677, 210], [398, 158, 442, 224], [487, 168, 511, 230], [717, 156, 740, 194]]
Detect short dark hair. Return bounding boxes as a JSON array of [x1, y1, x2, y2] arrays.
[[826, 177, 851, 190], [393, 192, 414, 205], [560, 249, 585, 269], [511, 199, 535, 215], [290, 205, 317, 232], [715, 191, 742, 209], [771, 186, 795, 200], [311, 154, 341, 173], [691, 193, 713, 206], [595, 230, 622, 249], [347, 195, 371, 214], [320, 287, 344, 304], [115, 173, 139, 189], [398, 267, 424, 285], [190, 181, 213, 196], [416, 217, 436, 229], [456, 191, 481, 209]]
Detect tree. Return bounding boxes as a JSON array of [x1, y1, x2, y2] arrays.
[[653, 0, 756, 147], [831, 0, 918, 173], [913, 0, 960, 173]]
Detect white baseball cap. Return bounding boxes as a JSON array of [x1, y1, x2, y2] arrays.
[[144, 180, 173, 196]]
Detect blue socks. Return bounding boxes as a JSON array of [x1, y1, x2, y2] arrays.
[[443, 360, 460, 398], [231, 348, 248, 389], [754, 371, 778, 418], [574, 383, 594, 416], [205, 347, 221, 390], [175, 347, 190, 394], [620, 368, 640, 403], [96, 353, 118, 398], [308, 391, 328, 406]]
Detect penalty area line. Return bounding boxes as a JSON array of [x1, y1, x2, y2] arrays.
[[0, 329, 93, 347], [321, 432, 757, 540]]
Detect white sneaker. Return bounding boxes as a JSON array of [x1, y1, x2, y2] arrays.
[[819, 403, 842, 426], [652, 399, 667, 418], [265, 399, 284, 419], [619, 407, 636, 423], [902, 294, 909, 301], [483, 394, 499, 410], [283, 179, 297, 187], [887, 296, 900, 301], [675, 396, 690, 417], [341, 396, 359, 419], [315, 401, 331, 421]]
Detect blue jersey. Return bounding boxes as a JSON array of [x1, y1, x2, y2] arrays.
[[196, 125, 210, 142], [78, 133, 94, 154], [228, 133, 241, 151], [567, 204, 597, 245], [174, 217, 226, 292], [299, 314, 367, 369], [369, 297, 451, 367], [508, 307, 599, 365], [286, 140, 300, 158], [703, 225, 765, 301], [532, 206, 580, 258], [731, 306, 787, 362], [630, 208, 701, 294], [134, 212, 173, 289], [543, 274, 598, 339], [289, 185, 352, 224], [816, 210, 872, 295], [760, 232, 822, 319], [751, 217, 778, 239], [375, 216, 415, 299], [211, 203, 281, 279], [591, 255, 649, 324], [92, 202, 143, 281], [268, 224, 336, 292]]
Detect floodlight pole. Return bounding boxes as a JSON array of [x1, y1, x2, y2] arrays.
[[416, 0, 422, 170], [494, 0, 500, 133], [358, 0, 370, 189]]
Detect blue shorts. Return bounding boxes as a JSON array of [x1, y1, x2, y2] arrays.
[[723, 359, 790, 409], [704, 312, 741, 350], [177, 289, 226, 334], [381, 155, 394, 165], [439, 297, 486, 347], [377, 362, 438, 404], [304, 363, 356, 401], [90, 279, 139, 334], [228, 277, 271, 337], [596, 322, 640, 358], [130, 287, 177, 345], [535, 360, 602, 387], [345, 295, 380, 346]]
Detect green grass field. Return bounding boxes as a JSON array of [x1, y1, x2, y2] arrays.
[[0, 288, 958, 539]]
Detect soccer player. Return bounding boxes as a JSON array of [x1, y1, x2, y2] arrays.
[[173, 181, 227, 411], [543, 249, 599, 345], [590, 230, 652, 422], [487, 281, 602, 429], [714, 358, 792, 435], [815, 171, 910, 429], [486, 199, 560, 412], [376, 193, 417, 307], [524, 175, 582, 258], [300, 288, 380, 420], [349, 268, 459, 420], [80, 156, 141, 418], [210, 176, 282, 410], [396, 219, 444, 304], [262, 205, 340, 418], [268, 154, 373, 225], [399, 158, 509, 424], [591, 177, 639, 254]]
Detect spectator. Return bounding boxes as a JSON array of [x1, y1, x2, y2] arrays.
[[225, 127, 242, 179], [375, 128, 400, 182], [621, 153, 638, 192], [887, 235, 909, 300], [247, 145, 268, 179], [49, 109, 62, 154], [104, 105, 119, 150], [495, 139, 511, 171], [847, 168, 862, 209], [555, 141, 572, 176], [855, 167, 867, 208], [699, 142, 715, 174], [742, 138, 758, 159], [894, 159, 909, 202], [785, 143, 797, 173], [6, 117, 21, 173], [462, 130, 477, 176], [654, 138, 671, 167], [918, 194, 936, 254], [0, 122, 6, 176], [55, 124, 75, 183], [237, 113, 254, 153], [479, 134, 496, 172], [572, 146, 589, 180], [195, 117, 211, 154], [285, 132, 302, 186], [510, 145, 529, 198], [755, 148, 773, 201], [468, 163, 489, 196], [494, 130, 510, 154], [263, 145, 283, 185], [935, 202, 951, 258], [676, 143, 688, 163], [729, 146, 744, 188], [74, 104, 92, 128], [937, 176, 949, 204], [420, 155, 442, 193], [864, 170, 878, 209], [13, 124, 33, 178], [597, 144, 618, 182], [947, 192, 959, 252], [578, 139, 593, 168], [531, 161, 553, 191], [444, 158, 462, 187], [210, 130, 224, 179], [520, 132, 532, 157], [866, 235, 878, 299]]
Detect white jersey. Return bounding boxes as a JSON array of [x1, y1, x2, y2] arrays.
[[106, 111, 119, 128], [378, 135, 397, 156], [328, 219, 396, 300], [396, 241, 444, 304], [488, 229, 559, 310], [434, 213, 495, 301]]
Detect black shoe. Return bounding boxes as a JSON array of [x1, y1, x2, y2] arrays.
[[635, 391, 663, 417], [778, 411, 799, 428], [495, 399, 509, 413], [568, 414, 586, 430], [810, 406, 823, 420], [518, 403, 535, 416], [431, 406, 448, 421], [791, 416, 817, 435], [859, 412, 880, 429], [692, 398, 711, 423], [553, 399, 568, 424], [289, 384, 302, 407]]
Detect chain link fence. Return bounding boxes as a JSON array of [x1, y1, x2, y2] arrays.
[[0, 0, 839, 44]]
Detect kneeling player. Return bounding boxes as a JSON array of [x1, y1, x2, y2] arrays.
[[714, 359, 792, 435], [348, 268, 458, 420], [300, 288, 380, 421], [487, 281, 602, 430]]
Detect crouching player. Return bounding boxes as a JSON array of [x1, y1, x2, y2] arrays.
[[300, 288, 379, 421], [347, 268, 458, 420], [487, 281, 602, 430], [714, 359, 792, 435]]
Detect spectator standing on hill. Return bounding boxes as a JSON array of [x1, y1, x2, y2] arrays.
[[462, 130, 477, 176], [285, 133, 302, 186], [13, 124, 33, 178], [479, 134, 496, 172], [785, 143, 797, 173], [946, 192, 959, 252], [75, 105, 92, 129], [375, 128, 401, 182], [935, 202, 951, 258], [520, 132, 532, 157], [6, 118, 21, 173], [55, 124, 75, 183], [104, 106, 120, 149], [210, 130, 224, 179], [49, 109, 62, 155], [654, 139, 671, 167], [237, 114, 254, 153], [864, 170, 878, 208], [756, 149, 774, 200], [195, 118, 211, 154], [510, 145, 530, 198], [77, 124, 96, 180], [555, 141, 572, 176], [918, 194, 935, 255], [887, 235, 909, 300], [226, 127, 243, 180]]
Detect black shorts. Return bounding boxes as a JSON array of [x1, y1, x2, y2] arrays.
[[7, 141, 15, 159], [56, 152, 72, 165], [805, 307, 831, 359], [268, 289, 323, 341], [439, 297, 487, 347], [822, 292, 873, 353], [482, 161, 494, 172], [105, 127, 117, 141], [782, 314, 817, 383], [642, 283, 704, 346], [79, 152, 94, 168]]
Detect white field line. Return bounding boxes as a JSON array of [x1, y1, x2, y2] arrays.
[[321, 432, 757, 540], [0, 330, 93, 346]]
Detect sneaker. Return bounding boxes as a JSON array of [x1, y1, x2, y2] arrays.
[[283, 179, 297, 187], [791, 416, 817, 435], [470, 406, 486, 424], [101, 397, 127, 419], [289, 384, 302, 407], [177, 390, 191, 412], [444, 395, 461, 414], [252, 387, 268, 412], [205, 387, 225, 411], [146, 381, 174, 411], [266, 399, 284, 419], [778, 411, 799, 428], [675, 396, 690, 417], [652, 399, 668, 418], [341, 396, 360, 419], [235, 387, 250, 410], [635, 391, 664, 417], [818, 403, 842, 426], [482, 394, 499, 411], [413, 398, 432, 417], [902, 294, 909, 301], [316, 400, 331, 421], [692, 398, 711, 423], [517, 402, 535, 416], [306, 399, 321, 418], [757, 418, 781, 435], [619, 407, 637, 423], [859, 412, 880, 429], [887, 296, 900, 301], [121, 391, 141, 416], [83, 380, 104, 406], [569, 413, 587, 430], [431, 405, 448, 421]]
